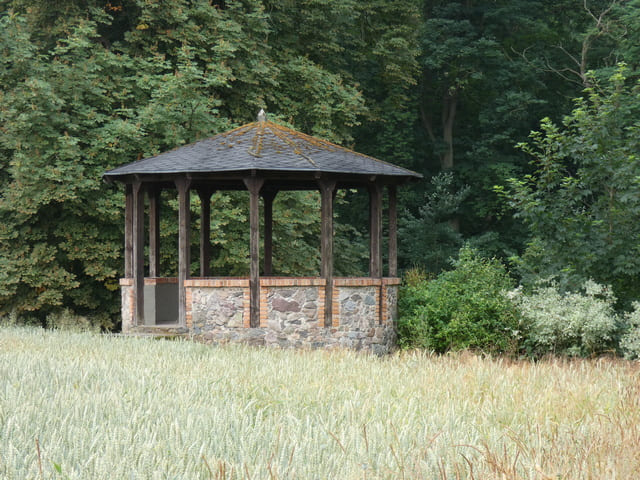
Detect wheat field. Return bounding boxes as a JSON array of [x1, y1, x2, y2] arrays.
[[0, 326, 639, 479]]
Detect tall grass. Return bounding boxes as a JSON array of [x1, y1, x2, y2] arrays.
[[1, 326, 639, 479]]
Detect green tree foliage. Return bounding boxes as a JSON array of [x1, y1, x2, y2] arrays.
[[414, 0, 565, 258], [0, 16, 129, 318], [412, 0, 640, 262], [0, 2, 402, 321], [613, 0, 640, 74], [279, 0, 423, 258], [3, 0, 640, 329], [522, 0, 632, 87], [500, 65, 640, 305], [397, 246, 519, 354]]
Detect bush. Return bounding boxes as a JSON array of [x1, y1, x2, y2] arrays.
[[0, 310, 43, 328], [397, 246, 520, 354], [45, 308, 110, 333], [620, 303, 640, 359], [0, 308, 113, 331], [511, 280, 622, 357], [0, 310, 20, 327]]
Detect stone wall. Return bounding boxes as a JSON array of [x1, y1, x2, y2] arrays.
[[329, 278, 400, 354], [120, 277, 401, 354], [119, 279, 134, 333], [185, 278, 250, 333], [261, 277, 324, 328], [336, 285, 378, 330], [383, 283, 399, 325]]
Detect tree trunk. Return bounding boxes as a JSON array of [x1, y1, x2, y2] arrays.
[[441, 90, 457, 171], [421, 88, 460, 232]]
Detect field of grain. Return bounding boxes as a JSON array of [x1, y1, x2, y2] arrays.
[[0, 326, 639, 479]]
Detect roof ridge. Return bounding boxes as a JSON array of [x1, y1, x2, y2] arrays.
[[265, 123, 318, 167], [248, 121, 265, 158]]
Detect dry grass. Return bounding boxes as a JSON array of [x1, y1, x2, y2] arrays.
[[0, 326, 639, 479]]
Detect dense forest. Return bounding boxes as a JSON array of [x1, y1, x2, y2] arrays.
[[1, 0, 639, 327]]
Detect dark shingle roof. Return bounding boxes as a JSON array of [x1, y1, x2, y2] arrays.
[[104, 120, 421, 182]]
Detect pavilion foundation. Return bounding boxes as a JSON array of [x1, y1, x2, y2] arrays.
[[119, 277, 400, 354]]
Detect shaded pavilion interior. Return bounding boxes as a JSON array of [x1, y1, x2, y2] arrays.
[[104, 112, 421, 336]]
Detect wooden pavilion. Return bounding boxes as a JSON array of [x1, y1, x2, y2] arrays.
[[103, 111, 421, 352]]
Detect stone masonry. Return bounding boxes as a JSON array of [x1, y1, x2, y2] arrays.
[[121, 277, 400, 354]]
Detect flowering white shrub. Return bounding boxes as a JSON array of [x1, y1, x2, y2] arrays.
[[511, 280, 621, 357], [620, 302, 640, 359]]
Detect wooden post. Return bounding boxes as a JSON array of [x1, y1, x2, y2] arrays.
[[244, 177, 264, 328], [124, 184, 133, 278], [176, 178, 191, 326], [262, 190, 278, 276], [369, 182, 383, 278], [198, 188, 214, 277], [132, 181, 145, 325], [319, 179, 336, 327], [388, 184, 398, 277], [148, 186, 161, 278]]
